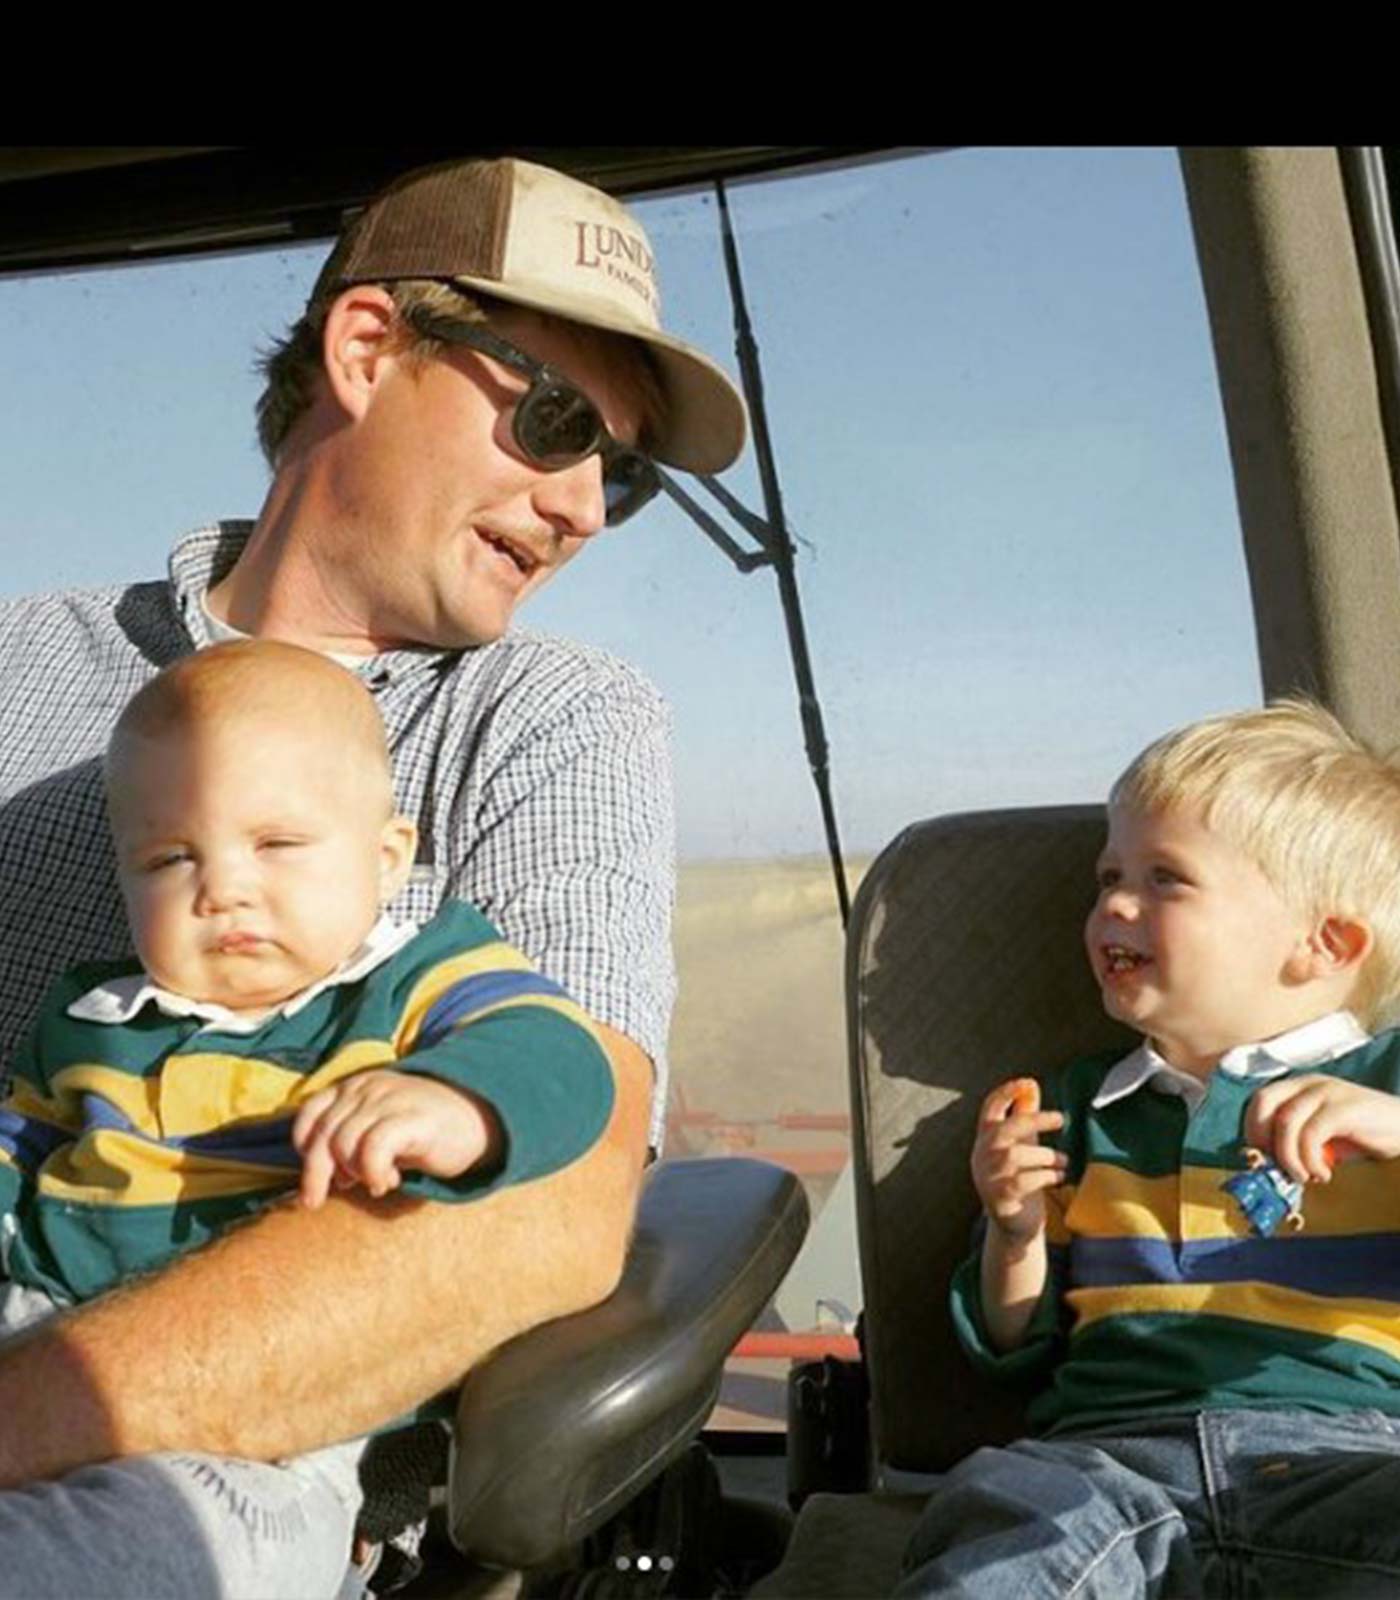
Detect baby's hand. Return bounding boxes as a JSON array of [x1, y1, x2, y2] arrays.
[[291, 1070, 497, 1209], [971, 1077, 1067, 1243], [1244, 1075, 1400, 1186]]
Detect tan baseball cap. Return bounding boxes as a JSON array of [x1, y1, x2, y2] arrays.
[[314, 156, 747, 475]]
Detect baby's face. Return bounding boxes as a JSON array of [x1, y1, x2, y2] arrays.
[[1084, 804, 1320, 1073], [109, 718, 414, 1012]]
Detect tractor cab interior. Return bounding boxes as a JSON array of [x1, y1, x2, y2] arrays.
[[2, 145, 1398, 1598]]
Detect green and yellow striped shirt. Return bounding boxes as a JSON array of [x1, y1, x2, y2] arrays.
[[953, 1031, 1400, 1433], [0, 901, 614, 1305]]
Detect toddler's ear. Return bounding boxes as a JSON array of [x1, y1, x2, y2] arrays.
[[1314, 915, 1373, 977], [378, 815, 418, 902]]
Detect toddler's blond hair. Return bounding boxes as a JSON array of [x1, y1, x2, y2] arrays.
[[1111, 698, 1400, 1027]]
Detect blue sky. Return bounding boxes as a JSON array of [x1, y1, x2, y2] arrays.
[[0, 148, 1259, 860]]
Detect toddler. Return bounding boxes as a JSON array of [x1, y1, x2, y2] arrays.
[[901, 699, 1400, 1599]]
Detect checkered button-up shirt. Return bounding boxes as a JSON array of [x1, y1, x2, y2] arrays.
[[0, 523, 676, 1141]]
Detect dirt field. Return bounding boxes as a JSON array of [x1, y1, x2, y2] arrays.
[[665, 855, 871, 1164], [666, 856, 873, 1424]]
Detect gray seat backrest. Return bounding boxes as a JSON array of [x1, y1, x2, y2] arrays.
[[847, 806, 1136, 1475]]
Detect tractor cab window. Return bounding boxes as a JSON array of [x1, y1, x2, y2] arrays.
[[0, 146, 1254, 1432]]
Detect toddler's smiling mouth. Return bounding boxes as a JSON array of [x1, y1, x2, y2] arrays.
[[1102, 944, 1150, 975]]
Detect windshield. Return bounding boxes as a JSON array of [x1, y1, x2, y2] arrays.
[[0, 145, 1254, 1429]]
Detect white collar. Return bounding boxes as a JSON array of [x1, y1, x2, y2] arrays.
[[1091, 1010, 1371, 1113], [67, 914, 420, 1035]]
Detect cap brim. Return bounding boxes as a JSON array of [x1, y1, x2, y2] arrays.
[[446, 273, 748, 475]]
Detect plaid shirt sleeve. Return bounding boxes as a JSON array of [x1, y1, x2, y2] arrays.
[[419, 641, 677, 1148]]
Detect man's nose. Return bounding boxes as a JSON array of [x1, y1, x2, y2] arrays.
[[532, 455, 608, 540]]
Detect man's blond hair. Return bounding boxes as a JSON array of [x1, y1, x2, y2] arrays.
[[1110, 697, 1400, 1026]]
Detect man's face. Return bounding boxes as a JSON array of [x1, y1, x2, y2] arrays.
[[316, 304, 648, 651], [1083, 804, 1321, 1073], [111, 719, 411, 1012]]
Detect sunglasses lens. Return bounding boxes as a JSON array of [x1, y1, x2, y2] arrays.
[[511, 365, 658, 527], [604, 452, 660, 527], [517, 381, 603, 466]]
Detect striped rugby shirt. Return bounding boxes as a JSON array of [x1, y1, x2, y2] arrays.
[[0, 524, 675, 1144], [953, 1019, 1400, 1433], [0, 901, 615, 1304]]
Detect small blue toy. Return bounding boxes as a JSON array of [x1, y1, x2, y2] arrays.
[[1222, 1147, 1306, 1237]]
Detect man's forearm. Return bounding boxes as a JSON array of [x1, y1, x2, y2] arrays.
[[0, 1024, 651, 1488]]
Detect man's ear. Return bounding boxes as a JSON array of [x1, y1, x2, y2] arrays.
[[321, 286, 400, 423], [378, 815, 419, 903]]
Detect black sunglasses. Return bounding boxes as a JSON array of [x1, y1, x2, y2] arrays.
[[404, 309, 660, 528]]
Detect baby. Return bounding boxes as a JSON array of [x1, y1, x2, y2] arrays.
[[0, 639, 614, 1598], [901, 699, 1400, 1598]]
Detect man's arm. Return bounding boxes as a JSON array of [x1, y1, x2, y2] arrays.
[[0, 1022, 651, 1489], [458, 644, 677, 1139]]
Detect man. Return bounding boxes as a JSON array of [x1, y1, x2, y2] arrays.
[[0, 156, 745, 1591]]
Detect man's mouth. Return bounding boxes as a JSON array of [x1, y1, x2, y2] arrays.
[[479, 529, 542, 578], [1101, 943, 1150, 975]]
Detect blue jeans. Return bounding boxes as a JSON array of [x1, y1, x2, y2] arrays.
[[0, 1280, 366, 1599], [897, 1410, 1400, 1599]]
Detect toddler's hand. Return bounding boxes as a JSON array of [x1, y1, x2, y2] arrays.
[[291, 1070, 497, 1209], [1244, 1075, 1400, 1186], [971, 1077, 1068, 1243]]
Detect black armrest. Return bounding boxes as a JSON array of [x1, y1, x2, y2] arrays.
[[447, 1157, 810, 1569]]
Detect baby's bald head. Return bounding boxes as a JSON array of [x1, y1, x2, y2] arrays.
[[106, 640, 395, 825], [104, 641, 417, 1010]]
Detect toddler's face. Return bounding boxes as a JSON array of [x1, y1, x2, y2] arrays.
[[1084, 805, 1319, 1073], [110, 718, 413, 1012]]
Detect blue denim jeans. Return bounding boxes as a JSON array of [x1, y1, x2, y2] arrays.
[[0, 1281, 367, 1599], [897, 1410, 1400, 1599]]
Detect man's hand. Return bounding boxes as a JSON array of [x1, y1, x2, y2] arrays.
[[292, 1070, 497, 1208], [972, 1077, 1068, 1243], [1244, 1074, 1400, 1186]]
